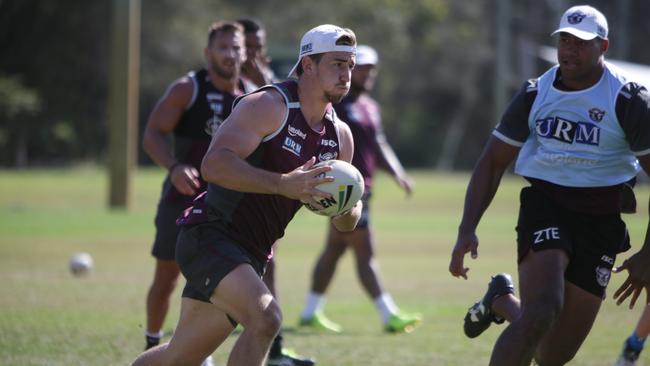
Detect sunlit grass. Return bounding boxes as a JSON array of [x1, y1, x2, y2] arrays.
[[0, 167, 646, 365]]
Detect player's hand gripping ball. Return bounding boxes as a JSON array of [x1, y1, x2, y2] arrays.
[[305, 159, 364, 217]]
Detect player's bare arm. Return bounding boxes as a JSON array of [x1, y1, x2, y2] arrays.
[[378, 139, 413, 195], [201, 89, 333, 203], [449, 136, 519, 279], [331, 121, 363, 231], [143, 77, 201, 196], [614, 154, 650, 308]]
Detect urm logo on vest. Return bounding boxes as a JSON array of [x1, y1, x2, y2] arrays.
[[535, 117, 600, 145]]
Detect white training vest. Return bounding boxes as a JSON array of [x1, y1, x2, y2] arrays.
[[515, 62, 640, 187]]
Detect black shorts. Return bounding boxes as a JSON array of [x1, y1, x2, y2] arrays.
[[151, 200, 187, 260], [516, 186, 630, 298], [175, 223, 266, 304], [356, 193, 371, 229]]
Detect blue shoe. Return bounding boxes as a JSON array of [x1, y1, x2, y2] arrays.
[[463, 273, 514, 338], [615, 339, 641, 366]]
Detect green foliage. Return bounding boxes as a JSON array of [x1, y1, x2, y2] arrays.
[[0, 75, 41, 118], [1, 0, 650, 168]]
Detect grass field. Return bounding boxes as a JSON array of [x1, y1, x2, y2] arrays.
[[0, 167, 647, 365]]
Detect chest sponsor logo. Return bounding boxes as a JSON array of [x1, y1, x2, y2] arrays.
[[588, 108, 605, 122], [205, 101, 225, 135], [209, 101, 224, 116], [288, 125, 307, 139], [318, 152, 338, 162], [205, 115, 224, 136], [206, 93, 224, 102], [321, 139, 338, 147], [533, 227, 560, 244], [595, 266, 611, 287], [282, 137, 302, 156], [535, 117, 600, 146]]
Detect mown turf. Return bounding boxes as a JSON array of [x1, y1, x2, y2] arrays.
[[0, 167, 646, 365]]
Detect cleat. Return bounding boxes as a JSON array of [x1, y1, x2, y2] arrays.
[[299, 311, 342, 333], [267, 348, 316, 366], [614, 340, 641, 366], [384, 312, 422, 333], [463, 273, 515, 338]]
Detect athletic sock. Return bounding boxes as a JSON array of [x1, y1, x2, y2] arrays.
[[145, 330, 163, 350], [373, 293, 399, 324], [269, 332, 283, 358], [301, 292, 325, 319], [627, 332, 647, 352]]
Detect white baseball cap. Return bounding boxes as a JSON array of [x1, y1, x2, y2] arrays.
[[356, 45, 378, 66], [552, 5, 608, 40], [287, 24, 356, 78]]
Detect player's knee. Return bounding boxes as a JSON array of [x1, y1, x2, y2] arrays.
[[249, 301, 282, 338], [152, 269, 180, 293], [321, 246, 346, 262], [151, 277, 178, 296], [354, 248, 375, 264], [519, 298, 561, 337]]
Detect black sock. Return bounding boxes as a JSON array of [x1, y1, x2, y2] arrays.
[[145, 334, 161, 350], [269, 332, 283, 357]]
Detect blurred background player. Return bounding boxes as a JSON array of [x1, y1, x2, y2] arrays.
[[298, 45, 421, 333], [615, 304, 650, 365], [141, 21, 253, 366], [236, 17, 315, 366], [237, 18, 276, 87]]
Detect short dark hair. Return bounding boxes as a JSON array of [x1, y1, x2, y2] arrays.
[[236, 18, 264, 34], [207, 21, 244, 46], [296, 28, 356, 76]]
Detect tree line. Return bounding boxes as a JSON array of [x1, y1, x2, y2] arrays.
[[1, 0, 649, 169]]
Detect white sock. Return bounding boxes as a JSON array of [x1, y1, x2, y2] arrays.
[[301, 292, 325, 319], [145, 330, 164, 338], [374, 293, 399, 324]]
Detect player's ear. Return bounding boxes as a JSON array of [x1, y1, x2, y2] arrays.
[[302, 56, 315, 75], [600, 38, 609, 53]]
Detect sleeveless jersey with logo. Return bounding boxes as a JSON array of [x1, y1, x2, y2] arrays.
[[161, 69, 251, 205], [334, 94, 383, 192], [204, 80, 342, 262], [515, 62, 640, 187]]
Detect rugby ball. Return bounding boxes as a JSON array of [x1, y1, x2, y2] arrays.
[[305, 159, 364, 217], [69, 252, 93, 276]]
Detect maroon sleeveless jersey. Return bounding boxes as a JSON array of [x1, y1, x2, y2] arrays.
[[204, 80, 343, 262], [161, 69, 253, 205]]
